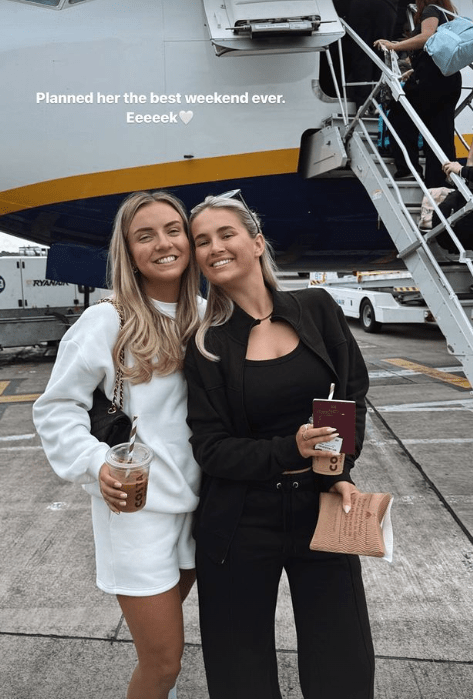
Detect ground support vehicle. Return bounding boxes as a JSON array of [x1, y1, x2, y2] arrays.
[[309, 271, 435, 332], [0, 253, 105, 348]]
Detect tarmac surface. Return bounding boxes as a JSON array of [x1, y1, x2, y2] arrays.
[[1, 311, 473, 698]]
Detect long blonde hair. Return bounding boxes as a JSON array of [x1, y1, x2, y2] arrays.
[[189, 194, 279, 361], [108, 190, 201, 382]]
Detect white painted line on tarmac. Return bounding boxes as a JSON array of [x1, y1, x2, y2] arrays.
[[371, 398, 473, 412], [369, 369, 416, 379], [0, 446, 44, 451], [369, 366, 464, 379], [369, 406, 471, 413], [402, 438, 473, 444], [0, 433, 36, 441], [366, 438, 473, 445]]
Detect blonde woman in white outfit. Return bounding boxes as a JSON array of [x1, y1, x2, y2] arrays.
[[34, 191, 205, 699]]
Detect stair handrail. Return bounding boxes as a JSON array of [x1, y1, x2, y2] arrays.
[[349, 122, 473, 360], [340, 19, 472, 198], [355, 113, 473, 275], [323, 43, 349, 126], [335, 18, 473, 263], [373, 105, 473, 274]]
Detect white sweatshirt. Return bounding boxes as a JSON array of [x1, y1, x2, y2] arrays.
[[33, 297, 205, 513]]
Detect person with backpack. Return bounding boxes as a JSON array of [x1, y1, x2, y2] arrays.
[[374, 0, 462, 187]]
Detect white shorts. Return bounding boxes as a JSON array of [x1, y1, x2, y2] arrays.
[[91, 496, 195, 596]]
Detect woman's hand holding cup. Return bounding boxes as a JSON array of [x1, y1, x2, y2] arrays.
[[99, 462, 128, 514], [296, 423, 339, 458], [296, 424, 346, 475]]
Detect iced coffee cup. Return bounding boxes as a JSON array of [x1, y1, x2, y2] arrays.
[[106, 442, 153, 513], [312, 452, 345, 476], [311, 386, 353, 476]]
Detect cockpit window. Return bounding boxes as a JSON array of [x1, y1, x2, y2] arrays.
[[21, 0, 62, 5], [9, 0, 89, 7]]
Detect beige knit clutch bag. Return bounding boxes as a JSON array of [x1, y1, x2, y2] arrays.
[[310, 492, 393, 559]]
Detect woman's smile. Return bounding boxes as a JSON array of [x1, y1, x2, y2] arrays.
[[154, 254, 178, 264], [211, 258, 233, 268]]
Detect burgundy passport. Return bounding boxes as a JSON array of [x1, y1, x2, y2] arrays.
[[312, 399, 356, 455]]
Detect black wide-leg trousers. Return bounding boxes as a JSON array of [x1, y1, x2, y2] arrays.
[[388, 72, 462, 189], [345, 0, 397, 109], [196, 471, 375, 699]]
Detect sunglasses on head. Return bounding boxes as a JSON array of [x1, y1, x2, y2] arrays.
[[216, 189, 261, 233]]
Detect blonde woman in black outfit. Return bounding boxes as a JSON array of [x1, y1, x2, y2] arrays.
[[184, 192, 374, 699], [375, 0, 461, 188]]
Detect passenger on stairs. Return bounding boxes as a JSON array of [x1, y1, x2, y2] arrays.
[[443, 134, 473, 179], [374, 0, 462, 188], [428, 144, 473, 252], [341, 0, 399, 110]]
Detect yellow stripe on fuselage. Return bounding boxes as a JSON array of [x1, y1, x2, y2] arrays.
[[1, 136, 471, 216], [0, 149, 299, 216], [455, 133, 473, 158]]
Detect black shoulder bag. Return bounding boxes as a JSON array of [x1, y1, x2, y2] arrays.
[[88, 298, 132, 446]]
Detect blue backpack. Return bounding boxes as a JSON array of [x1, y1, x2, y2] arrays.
[[424, 9, 473, 76]]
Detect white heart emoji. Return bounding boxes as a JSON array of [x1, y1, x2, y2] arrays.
[[179, 110, 194, 125]]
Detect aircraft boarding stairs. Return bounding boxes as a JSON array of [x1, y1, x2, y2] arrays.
[[303, 19, 473, 389]]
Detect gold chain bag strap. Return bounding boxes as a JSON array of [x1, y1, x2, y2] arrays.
[[88, 298, 132, 446], [310, 491, 394, 561]]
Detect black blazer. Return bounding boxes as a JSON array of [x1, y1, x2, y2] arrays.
[[184, 287, 369, 563]]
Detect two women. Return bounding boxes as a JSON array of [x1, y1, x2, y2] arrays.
[[374, 0, 462, 188], [34, 191, 204, 699], [35, 186, 375, 698], [184, 192, 374, 699]]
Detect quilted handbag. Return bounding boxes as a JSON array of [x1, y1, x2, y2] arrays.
[[88, 298, 131, 446], [424, 13, 473, 76], [89, 386, 131, 447]]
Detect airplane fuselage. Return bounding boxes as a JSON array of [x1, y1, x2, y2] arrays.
[[1, 0, 472, 284]]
